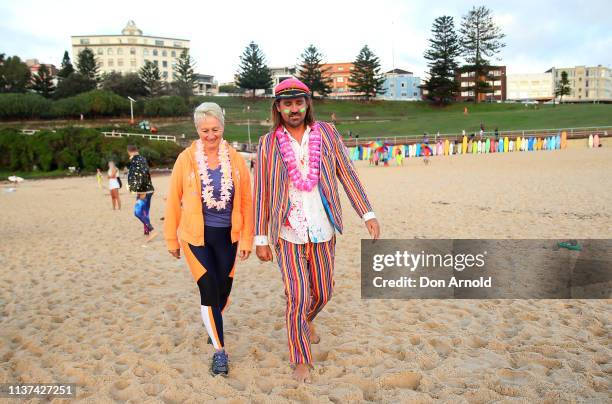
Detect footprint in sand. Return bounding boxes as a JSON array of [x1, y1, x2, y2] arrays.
[[380, 371, 422, 390]]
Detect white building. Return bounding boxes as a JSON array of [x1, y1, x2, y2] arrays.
[[550, 65, 612, 102], [270, 66, 297, 90], [71, 21, 190, 82], [507, 72, 553, 101]]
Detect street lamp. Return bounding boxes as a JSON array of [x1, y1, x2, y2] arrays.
[[127, 96, 136, 125]]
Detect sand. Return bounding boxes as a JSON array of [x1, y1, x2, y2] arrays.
[[0, 146, 610, 403]]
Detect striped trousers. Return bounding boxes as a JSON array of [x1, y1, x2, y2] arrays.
[[274, 237, 336, 365]]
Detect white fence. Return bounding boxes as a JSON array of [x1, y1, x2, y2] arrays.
[[102, 131, 176, 143]]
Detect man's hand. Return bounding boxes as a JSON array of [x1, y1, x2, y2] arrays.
[[256, 245, 273, 262], [238, 250, 251, 261], [169, 249, 181, 259], [365, 218, 380, 241]]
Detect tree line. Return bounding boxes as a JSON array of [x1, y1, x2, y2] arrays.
[[0, 48, 197, 101]]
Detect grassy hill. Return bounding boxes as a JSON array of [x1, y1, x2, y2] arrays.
[[157, 98, 612, 143]]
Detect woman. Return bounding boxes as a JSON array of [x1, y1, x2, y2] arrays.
[[164, 102, 253, 377], [107, 161, 121, 210]]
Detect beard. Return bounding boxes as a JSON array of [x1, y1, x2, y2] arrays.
[[283, 113, 306, 128]]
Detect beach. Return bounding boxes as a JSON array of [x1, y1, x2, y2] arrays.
[[1, 146, 610, 402]]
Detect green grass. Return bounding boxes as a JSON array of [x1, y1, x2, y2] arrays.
[[2, 98, 611, 143], [159, 100, 612, 143]]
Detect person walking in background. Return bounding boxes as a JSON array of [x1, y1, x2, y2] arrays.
[[164, 102, 253, 376], [127, 145, 156, 241], [107, 162, 121, 210], [96, 168, 103, 189]]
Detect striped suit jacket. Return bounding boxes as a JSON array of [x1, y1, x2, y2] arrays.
[[254, 121, 373, 246]]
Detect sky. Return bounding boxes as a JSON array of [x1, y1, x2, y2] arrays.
[[1, 0, 611, 83]]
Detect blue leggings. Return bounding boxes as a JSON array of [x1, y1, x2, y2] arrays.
[[134, 193, 153, 232]]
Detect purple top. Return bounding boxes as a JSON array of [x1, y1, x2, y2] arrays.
[[202, 167, 234, 227]]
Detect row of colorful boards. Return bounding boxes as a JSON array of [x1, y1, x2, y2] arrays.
[[349, 133, 602, 161]]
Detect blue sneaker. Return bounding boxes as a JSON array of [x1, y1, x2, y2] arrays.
[[211, 350, 229, 377]]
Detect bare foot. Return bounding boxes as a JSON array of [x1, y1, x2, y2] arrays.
[[308, 322, 320, 344], [145, 231, 159, 243], [292, 364, 311, 383]]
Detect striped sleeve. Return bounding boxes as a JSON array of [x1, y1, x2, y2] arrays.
[[253, 135, 270, 240], [329, 123, 373, 217]]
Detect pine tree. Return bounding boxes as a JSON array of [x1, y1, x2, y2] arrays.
[[76, 48, 99, 82], [349, 45, 385, 100], [139, 61, 163, 97], [555, 71, 571, 104], [423, 16, 461, 105], [58, 51, 75, 79], [32, 64, 55, 98], [459, 6, 506, 103], [173, 50, 196, 100], [298, 45, 332, 98], [236, 42, 272, 97], [0, 55, 31, 93]]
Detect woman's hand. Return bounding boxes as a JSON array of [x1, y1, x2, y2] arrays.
[[256, 245, 273, 262], [238, 250, 251, 261], [169, 249, 181, 259]]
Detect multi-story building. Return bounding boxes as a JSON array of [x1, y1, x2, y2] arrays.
[[26, 59, 59, 86], [270, 66, 297, 90], [194, 74, 218, 96], [321, 62, 357, 97], [71, 20, 190, 82], [381, 69, 421, 101], [455, 65, 507, 102], [507, 72, 553, 102], [550, 65, 612, 102]]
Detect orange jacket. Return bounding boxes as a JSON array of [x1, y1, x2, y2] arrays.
[[164, 141, 254, 254]]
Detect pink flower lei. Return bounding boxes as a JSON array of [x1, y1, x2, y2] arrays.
[[195, 139, 233, 210], [276, 123, 321, 192]]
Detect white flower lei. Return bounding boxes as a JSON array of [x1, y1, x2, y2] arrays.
[[195, 139, 233, 210]]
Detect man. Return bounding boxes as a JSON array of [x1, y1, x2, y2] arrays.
[[127, 145, 157, 241], [253, 78, 380, 382]]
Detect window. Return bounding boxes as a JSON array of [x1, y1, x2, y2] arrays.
[[143, 49, 149, 56], [494, 81, 502, 86], [162, 50, 167, 57], [155, 40, 164, 46], [401, 82, 406, 88], [97, 48, 103, 55], [108, 59, 114, 67], [130, 60, 136, 67], [337, 77, 344, 83], [117, 48, 123, 55], [413, 92, 418, 97], [162, 61, 168, 68], [494, 90, 501, 95], [586, 80, 589, 87], [130, 48, 136, 55], [461, 91, 469, 96], [80, 38, 90, 45], [153, 49, 158, 56], [117, 59, 124, 67], [174, 42, 181, 47], [338, 66, 344, 71], [586, 90, 589, 97], [171, 50, 176, 57], [461, 82, 469, 87], [162, 71, 168, 78], [401, 92, 407, 97], [153, 60, 158, 66], [99, 61, 104, 67], [390, 83, 395, 88], [107, 48, 113, 55]]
